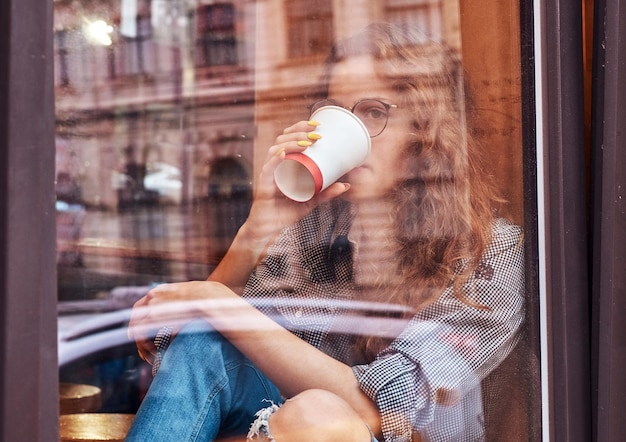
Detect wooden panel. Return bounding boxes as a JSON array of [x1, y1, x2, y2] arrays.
[[459, 1, 525, 226]]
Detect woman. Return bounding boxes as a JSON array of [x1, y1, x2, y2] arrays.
[[126, 23, 525, 442]]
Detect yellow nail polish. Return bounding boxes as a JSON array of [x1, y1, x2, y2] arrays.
[[307, 133, 322, 140], [297, 140, 313, 147], [307, 120, 320, 127], [275, 147, 285, 157]]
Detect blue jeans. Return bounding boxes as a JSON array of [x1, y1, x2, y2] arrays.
[[126, 320, 284, 442]]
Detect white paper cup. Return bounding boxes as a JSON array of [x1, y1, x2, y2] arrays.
[[274, 106, 371, 202]]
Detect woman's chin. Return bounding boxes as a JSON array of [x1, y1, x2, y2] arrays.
[[343, 168, 388, 200], [344, 184, 387, 202]]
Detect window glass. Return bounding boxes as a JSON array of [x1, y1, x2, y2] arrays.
[[195, 3, 238, 67], [55, 0, 541, 440], [286, 0, 334, 58]]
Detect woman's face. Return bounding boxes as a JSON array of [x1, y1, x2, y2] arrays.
[[326, 56, 413, 202]]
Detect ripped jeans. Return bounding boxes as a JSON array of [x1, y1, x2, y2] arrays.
[[125, 320, 284, 442]]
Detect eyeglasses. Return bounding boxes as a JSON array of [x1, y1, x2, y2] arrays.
[[308, 99, 398, 138]]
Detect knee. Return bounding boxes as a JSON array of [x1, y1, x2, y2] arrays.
[[268, 389, 372, 442]]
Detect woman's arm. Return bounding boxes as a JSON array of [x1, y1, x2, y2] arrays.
[[130, 280, 382, 436], [205, 222, 277, 292], [351, 219, 526, 441], [206, 120, 349, 292], [130, 120, 347, 362]]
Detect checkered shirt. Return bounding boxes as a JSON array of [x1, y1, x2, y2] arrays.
[[242, 199, 525, 442]]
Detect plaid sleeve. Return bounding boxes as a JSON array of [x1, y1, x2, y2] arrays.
[[353, 321, 480, 442], [352, 219, 526, 441]]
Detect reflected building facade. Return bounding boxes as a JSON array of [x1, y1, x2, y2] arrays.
[[53, 0, 453, 209], [52, 0, 458, 284]]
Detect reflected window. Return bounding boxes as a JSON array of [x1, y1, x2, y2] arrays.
[[195, 2, 237, 67], [207, 156, 252, 246], [287, 0, 333, 58], [55, 29, 71, 87], [53, 26, 97, 88], [385, 0, 442, 41], [117, 2, 153, 77]]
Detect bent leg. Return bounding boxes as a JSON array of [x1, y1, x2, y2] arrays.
[[126, 320, 283, 442], [264, 389, 373, 442]]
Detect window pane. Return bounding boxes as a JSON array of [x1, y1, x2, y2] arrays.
[[55, 1, 541, 440]]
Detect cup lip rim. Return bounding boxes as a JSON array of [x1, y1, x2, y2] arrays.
[[309, 105, 372, 151], [273, 152, 321, 202]]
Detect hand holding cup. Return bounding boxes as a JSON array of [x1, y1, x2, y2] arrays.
[[274, 105, 371, 202]]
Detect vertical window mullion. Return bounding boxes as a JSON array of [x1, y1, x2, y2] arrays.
[[0, 0, 58, 440]]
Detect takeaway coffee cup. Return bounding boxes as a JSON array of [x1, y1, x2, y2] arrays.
[[273, 105, 371, 202]]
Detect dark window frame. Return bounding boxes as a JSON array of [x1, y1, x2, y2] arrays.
[[534, 0, 592, 440], [590, 0, 626, 440], [0, 0, 59, 440]]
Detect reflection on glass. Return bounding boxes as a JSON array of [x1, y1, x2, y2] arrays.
[[55, 1, 539, 441]]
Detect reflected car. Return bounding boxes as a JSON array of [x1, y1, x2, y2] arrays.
[[58, 290, 412, 413], [58, 286, 153, 413], [143, 162, 183, 204]]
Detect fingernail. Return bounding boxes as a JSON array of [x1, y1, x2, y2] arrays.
[[307, 133, 322, 140], [297, 140, 313, 147], [275, 147, 285, 157], [307, 120, 320, 127]]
